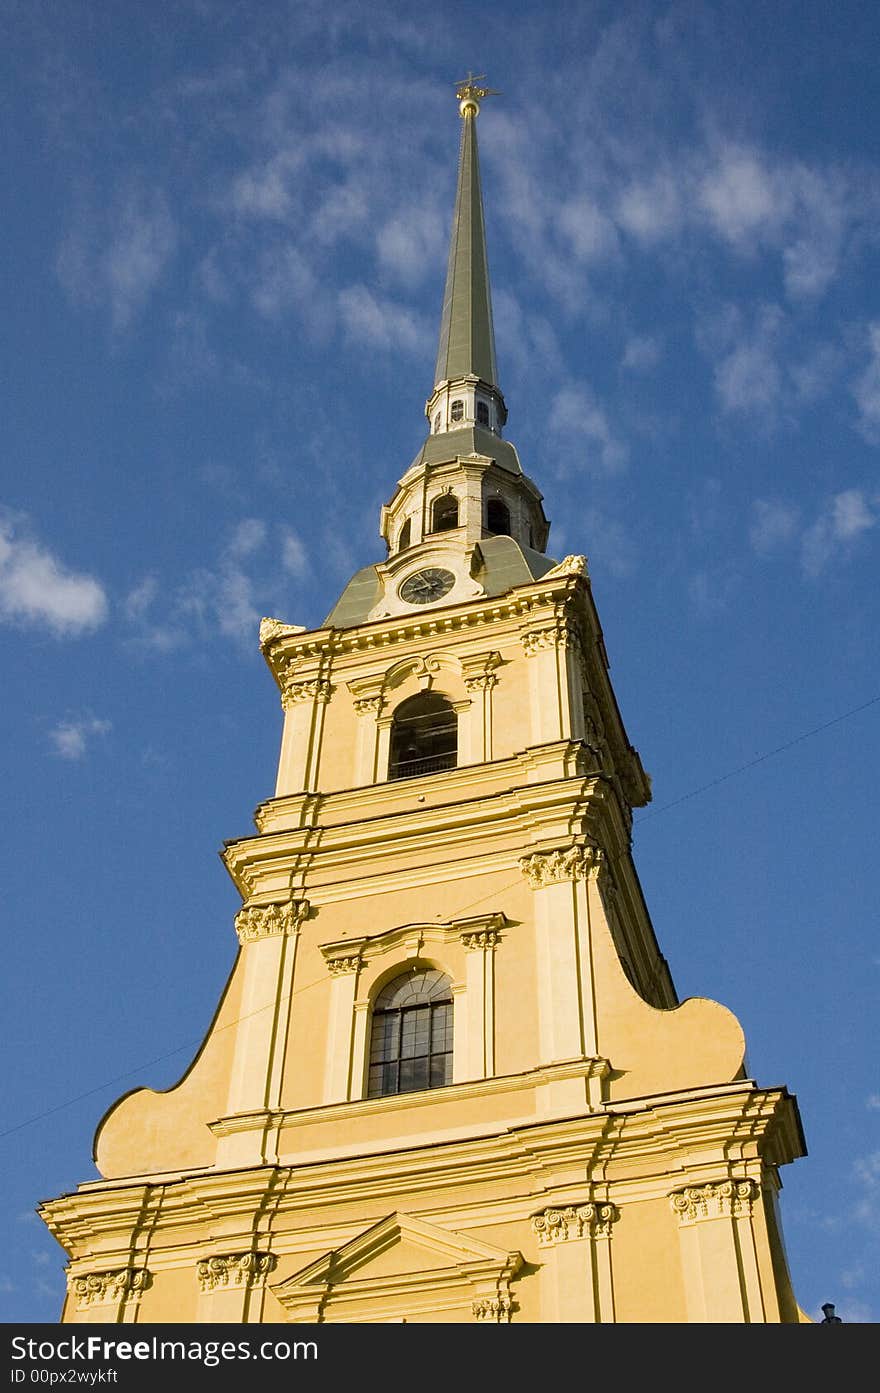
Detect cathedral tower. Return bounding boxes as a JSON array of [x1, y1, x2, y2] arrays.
[[41, 78, 807, 1325]]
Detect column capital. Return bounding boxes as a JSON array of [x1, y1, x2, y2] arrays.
[[669, 1178, 759, 1225], [519, 843, 605, 888], [235, 898, 310, 944], [472, 1294, 514, 1322], [531, 1203, 619, 1246], [68, 1267, 151, 1306], [281, 677, 333, 710], [196, 1251, 277, 1293]]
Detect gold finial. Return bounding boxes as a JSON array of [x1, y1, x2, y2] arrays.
[[455, 72, 500, 118]]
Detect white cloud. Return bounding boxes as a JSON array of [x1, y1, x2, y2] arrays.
[[228, 518, 267, 559], [749, 499, 800, 556], [281, 530, 308, 577], [0, 513, 108, 637], [688, 567, 740, 616], [557, 195, 619, 262], [230, 148, 304, 221], [722, 307, 785, 413], [617, 171, 682, 242], [123, 519, 289, 649], [699, 149, 788, 247], [621, 335, 661, 371], [337, 285, 426, 353], [801, 489, 876, 576], [49, 716, 111, 761], [377, 206, 445, 285], [867, 1095, 880, 1111], [57, 187, 177, 332], [853, 1151, 880, 1230], [550, 384, 628, 475], [853, 323, 880, 441]]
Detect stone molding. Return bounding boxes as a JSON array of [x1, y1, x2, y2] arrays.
[[669, 1179, 759, 1225], [472, 1295, 513, 1322], [197, 1252, 277, 1292], [281, 678, 333, 710], [235, 898, 310, 944], [531, 1203, 618, 1246], [68, 1268, 150, 1306], [519, 844, 604, 888]]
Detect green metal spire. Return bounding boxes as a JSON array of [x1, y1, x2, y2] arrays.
[[433, 78, 499, 392]]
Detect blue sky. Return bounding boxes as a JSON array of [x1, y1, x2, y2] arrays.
[[2, 0, 878, 1324]]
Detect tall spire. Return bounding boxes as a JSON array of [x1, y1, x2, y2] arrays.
[[432, 76, 500, 395]]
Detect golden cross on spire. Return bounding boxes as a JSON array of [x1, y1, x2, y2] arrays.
[[455, 72, 500, 117]]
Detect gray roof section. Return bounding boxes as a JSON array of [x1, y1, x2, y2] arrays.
[[407, 425, 522, 477], [322, 536, 557, 630], [433, 111, 498, 391]]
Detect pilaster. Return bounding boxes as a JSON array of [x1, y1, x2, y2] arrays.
[[532, 1202, 618, 1322], [669, 1179, 765, 1322], [196, 1252, 277, 1323]]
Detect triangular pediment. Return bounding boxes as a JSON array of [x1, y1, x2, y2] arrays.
[[272, 1212, 522, 1324]]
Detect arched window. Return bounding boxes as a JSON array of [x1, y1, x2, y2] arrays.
[[388, 692, 457, 780], [450, 399, 464, 422], [368, 968, 453, 1097], [431, 494, 459, 532], [397, 517, 411, 552], [486, 497, 511, 536], [434, 412, 441, 433], [476, 400, 489, 426]]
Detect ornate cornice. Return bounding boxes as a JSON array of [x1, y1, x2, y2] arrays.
[[68, 1268, 150, 1305], [234, 898, 310, 944], [519, 844, 604, 888], [472, 1295, 513, 1322], [531, 1203, 618, 1245], [197, 1252, 277, 1292], [281, 677, 333, 710], [669, 1179, 759, 1225]]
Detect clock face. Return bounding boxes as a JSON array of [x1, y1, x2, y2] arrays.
[[398, 567, 456, 605]]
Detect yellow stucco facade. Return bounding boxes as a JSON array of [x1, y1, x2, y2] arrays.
[[40, 81, 808, 1325]]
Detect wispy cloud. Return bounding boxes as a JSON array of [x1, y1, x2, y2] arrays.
[[749, 499, 801, 556], [853, 323, 880, 442], [281, 529, 308, 577], [338, 285, 426, 353], [56, 186, 177, 332], [0, 512, 108, 636], [123, 519, 305, 650], [801, 489, 876, 576], [710, 304, 784, 416], [853, 1150, 880, 1230], [621, 334, 661, 371], [49, 716, 111, 761], [549, 383, 628, 475]]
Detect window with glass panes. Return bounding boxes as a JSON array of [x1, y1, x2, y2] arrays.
[[367, 969, 453, 1097]]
